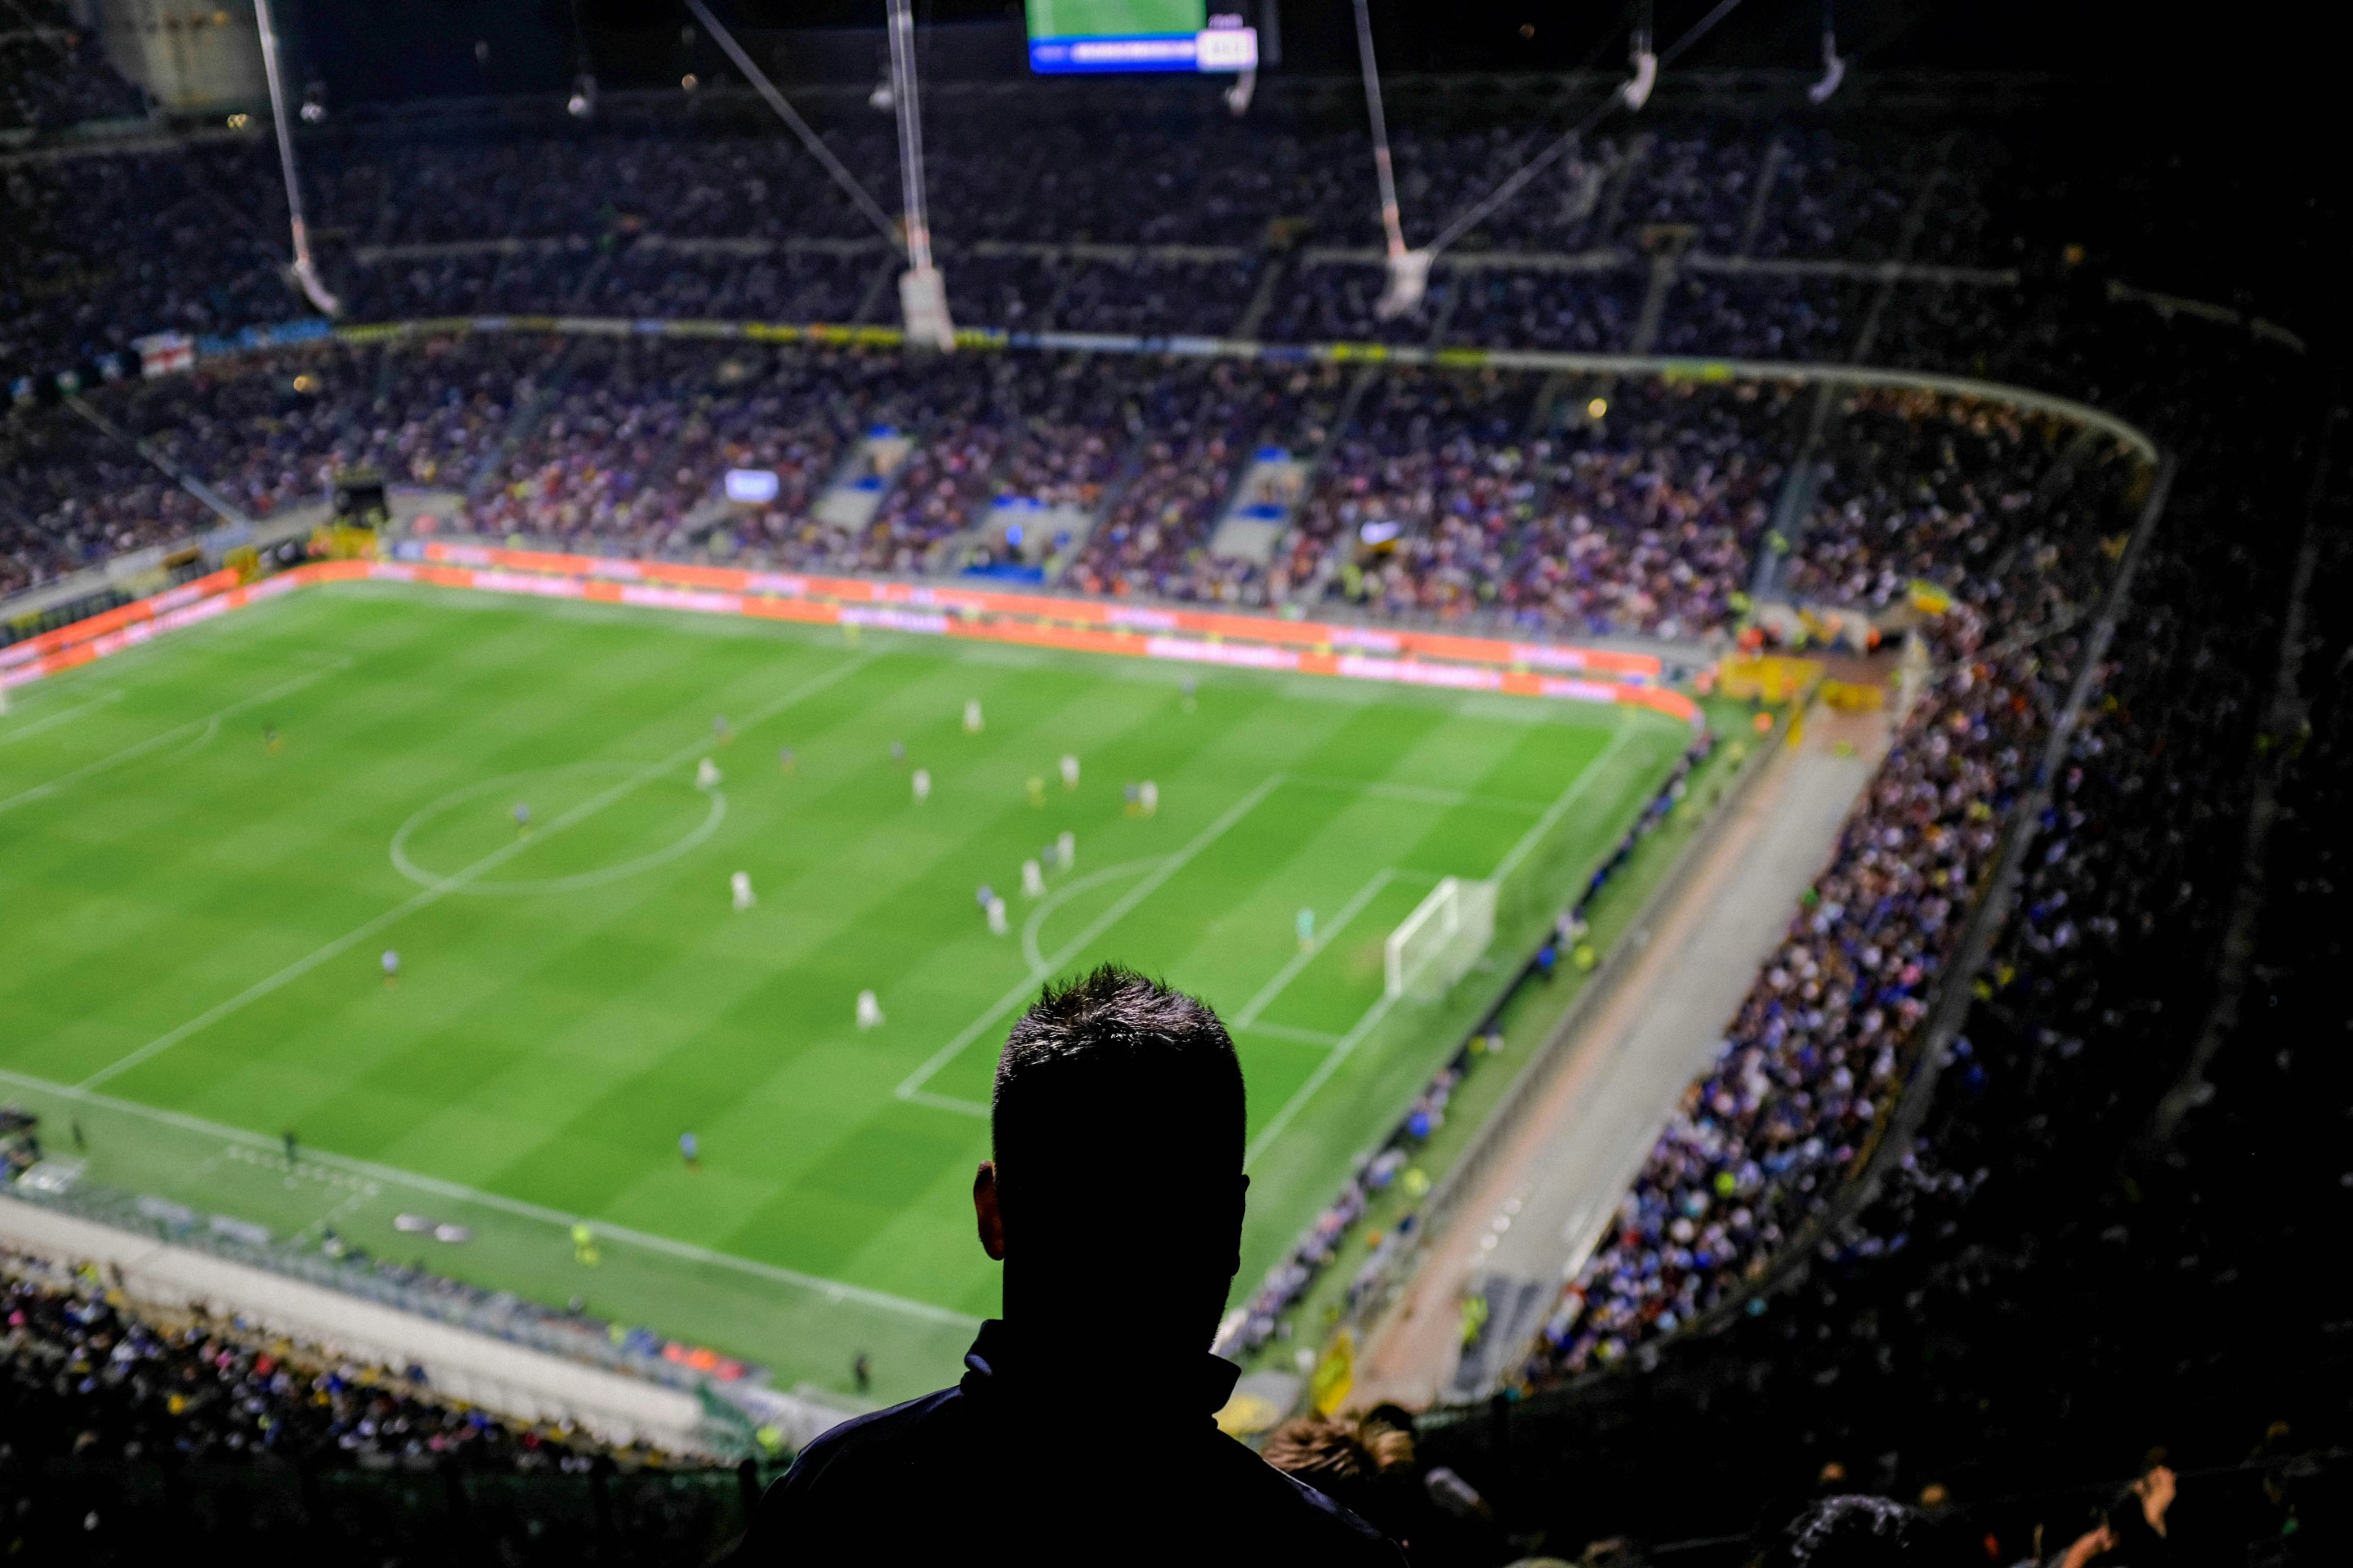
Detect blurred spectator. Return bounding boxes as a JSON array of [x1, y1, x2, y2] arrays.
[[2, 1245, 621, 1471]]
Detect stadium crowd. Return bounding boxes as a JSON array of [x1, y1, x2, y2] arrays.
[[6, 38, 2340, 1568], [1, 88, 2018, 387], [0, 1242, 788, 1563], [4, 329, 2093, 649], [0, 0, 144, 133], [1, 1245, 618, 1470], [1526, 386, 2127, 1375], [1390, 307, 2342, 1565]]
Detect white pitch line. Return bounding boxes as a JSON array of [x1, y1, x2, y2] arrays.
[[1018, 855, 1169, 975], [903, 1088, 989, 1118], [1245, 989, 1401, 1170], [1489, 724, 1642, 885], [895, 771, 1288, 1104], [1243, 726, 1646, 1169], [1233, 867, 1396, 1029], [1232, 1021, 1345, 1048], [0, 665, 343, 817], [1284, 772, 1548, 814], [0, 690, 124, 746], [0, 1065, 974, 1329], [74, 657, 868, 1092]]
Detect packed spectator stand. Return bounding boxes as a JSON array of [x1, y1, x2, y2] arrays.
[[0, 1, 144, 135], [0, 1243, 780, 1564], [1410, 319, 2344, 1564]]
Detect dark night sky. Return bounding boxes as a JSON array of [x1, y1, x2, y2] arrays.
[[289, 1, 2307, 112]]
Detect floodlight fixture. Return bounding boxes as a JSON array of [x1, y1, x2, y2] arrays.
[[1623, 1, 1658, 110], [886, 0, 954, 350], [1807, 0, 1846, 103]]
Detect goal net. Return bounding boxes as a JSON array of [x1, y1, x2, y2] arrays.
[[1383, 877, 1498, 1001]]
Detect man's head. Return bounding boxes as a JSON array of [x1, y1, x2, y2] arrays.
[[1261, 1414, 1416, 1519], [975, 965, 1247, 1347]]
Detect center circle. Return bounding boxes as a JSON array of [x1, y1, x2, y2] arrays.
[[390, 762, 727, 897]]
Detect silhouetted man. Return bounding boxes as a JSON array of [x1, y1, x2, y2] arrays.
[[731, 963, 1403, 1565]]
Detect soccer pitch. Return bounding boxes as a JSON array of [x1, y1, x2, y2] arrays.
[[0, 580, 1688, 1401]]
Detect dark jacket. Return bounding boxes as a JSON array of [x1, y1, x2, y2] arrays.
[[730, 1320, 1406, 1566]]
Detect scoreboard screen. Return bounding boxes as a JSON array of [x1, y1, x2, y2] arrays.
[[1025, 1, 1258, 74]]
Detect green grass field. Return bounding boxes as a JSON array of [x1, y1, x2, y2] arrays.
[[0, 580, 1687, 1402]]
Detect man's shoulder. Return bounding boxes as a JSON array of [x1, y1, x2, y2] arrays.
[[790, 1386, 967, 1476], [727, 1388, 970, 1562]]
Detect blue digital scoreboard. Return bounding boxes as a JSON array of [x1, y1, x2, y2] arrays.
[[1025, 1, 1258, 74]]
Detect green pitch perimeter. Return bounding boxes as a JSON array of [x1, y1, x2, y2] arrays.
[[0, 581, 1686, 1404]]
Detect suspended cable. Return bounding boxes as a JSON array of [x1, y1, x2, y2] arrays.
[[1422, 0, 1751, 260], [1353, 0, 1407, 260], [1623, 0, 1657, 110], [681, 0, 905, 254]]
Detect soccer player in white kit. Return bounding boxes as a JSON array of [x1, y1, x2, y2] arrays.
[[697, 757, 722, 789], [986, 896, 1010, 936], [912, 767, 931, 802], [1020, 859, 1045, 898], [731, 871, 756, 910], [963, 699, 985, 733], [1059, 753, 1079, 789], [855, 990, 885, 1030]]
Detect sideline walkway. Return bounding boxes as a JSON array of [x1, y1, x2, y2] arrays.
[[1355, 700, 1891, 1407]]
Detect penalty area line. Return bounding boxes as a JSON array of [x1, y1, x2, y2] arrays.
[[1244, 988, 1400, 1171], [894, 771, 1288, 1106], [1239, 723, 1670, 1170], [1232, 866, 1396, 1029], [902, 1089, 989, 1118], [0, 1065, 975, 1329], [1231, 1021, 1343, 1048], [72, 657, 868, 1093], [0, 690, 126, 747], [0, 663, 346, 818], [1490, 723, 1642, 886]]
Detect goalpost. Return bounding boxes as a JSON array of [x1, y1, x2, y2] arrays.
[[1383, 876, 1498, 1001]]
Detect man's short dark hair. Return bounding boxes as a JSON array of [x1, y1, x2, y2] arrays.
[[992, 964, 1244, 1221]]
